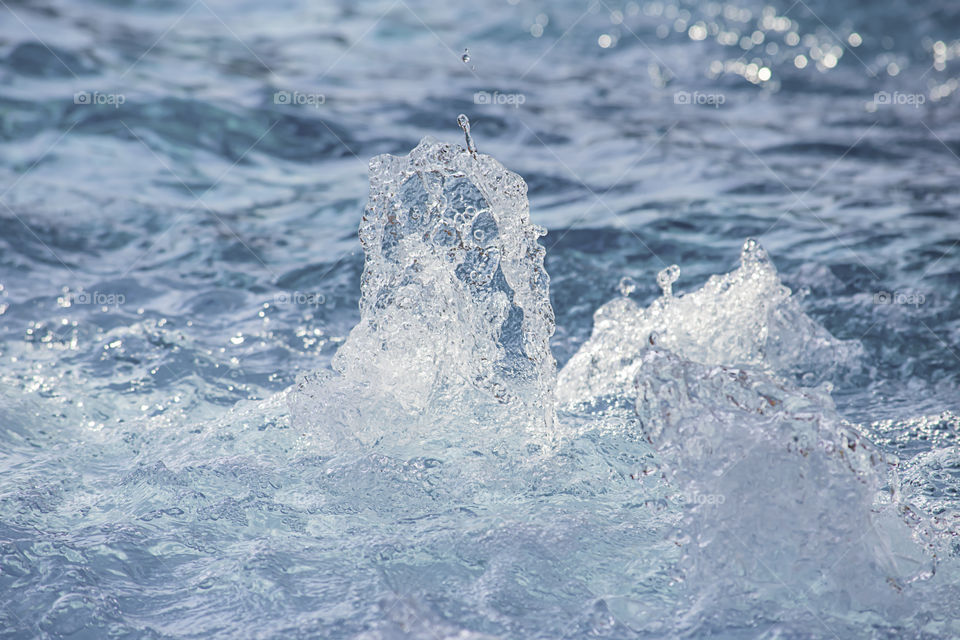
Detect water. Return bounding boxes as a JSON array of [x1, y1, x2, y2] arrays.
[[1, 0, 959, 637]]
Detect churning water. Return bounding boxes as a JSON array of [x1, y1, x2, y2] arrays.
[[1, 0, 960, 638]]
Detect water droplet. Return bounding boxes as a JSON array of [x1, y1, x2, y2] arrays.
[[740, 238, 768, 264], [457, 114, 477, 154], [462, 48, 470, 63], [618, 276, 638, 297], [656, 265, 680, 297]]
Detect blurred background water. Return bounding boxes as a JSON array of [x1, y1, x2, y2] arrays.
[[1, 0, 959, 638]]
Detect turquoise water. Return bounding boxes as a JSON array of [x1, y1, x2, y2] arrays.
[[1, 0, 959, 638]]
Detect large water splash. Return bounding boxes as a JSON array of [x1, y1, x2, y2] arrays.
[[280, 132, 960, 635], [292, 120, 556, 450]]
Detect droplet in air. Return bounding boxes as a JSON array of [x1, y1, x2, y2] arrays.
[[618, 276, 638, 297], [457, 113, 477, 154], [656, 264, 680, 298], [462, 48, 470, 63]]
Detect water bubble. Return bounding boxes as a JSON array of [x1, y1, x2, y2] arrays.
[[656, 265, 680, 298], [457, 114, 477, 154], [462, 48, 470, 63], [618, 276, 638, 297]]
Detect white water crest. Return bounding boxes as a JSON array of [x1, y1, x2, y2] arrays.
[[557, 239, 863, 407]]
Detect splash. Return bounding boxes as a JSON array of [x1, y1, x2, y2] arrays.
[[634, 348, 934, 628], [281, 136, 957, 636], [292, 125, 556, 450], [554, 238, 951, 632], [557, 239, 862, 406]]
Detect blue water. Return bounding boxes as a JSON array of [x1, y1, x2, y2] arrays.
[[2, 0, 960, 638]]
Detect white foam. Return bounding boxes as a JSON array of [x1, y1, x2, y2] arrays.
[[558, 239, 862, 406]]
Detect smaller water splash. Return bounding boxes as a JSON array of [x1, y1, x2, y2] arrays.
[[462, 48, 471, 63], [633, 347, 936, 629], [457, 113, 477, 154], [557, 239, 862, 405]]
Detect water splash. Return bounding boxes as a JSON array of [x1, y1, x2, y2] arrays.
[[278, 140, 956, 637], [553, 237, 949, 631], [558, 238, 863, 406], [634, 348, 936, 630], [292, 126, 555, 449]]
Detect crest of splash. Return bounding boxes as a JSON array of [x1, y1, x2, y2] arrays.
[[292, 120, 556, 449], [557, 239, 862, 406], [634, 348, 937, 630]]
